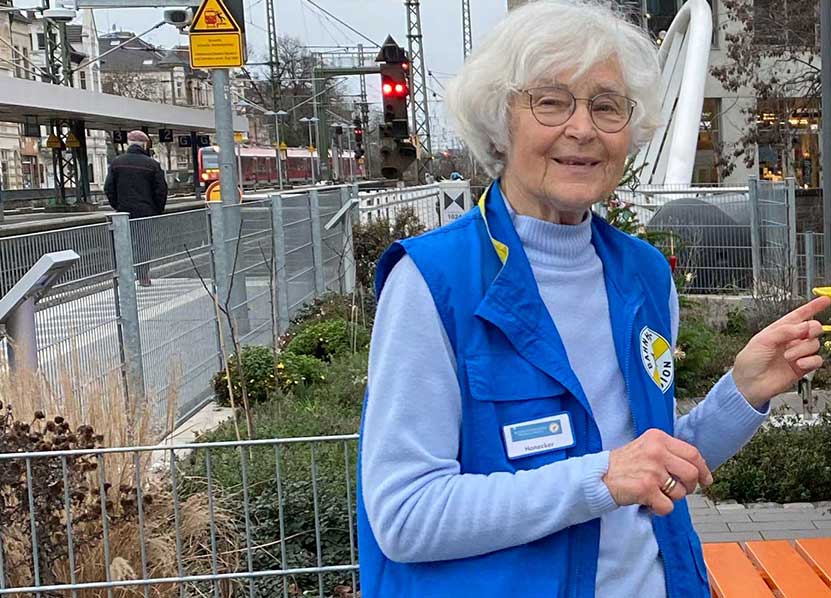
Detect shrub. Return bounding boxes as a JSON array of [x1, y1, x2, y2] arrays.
[[277, 351, 328, 389], [284, 319, 370, 363], [212, 345, 277, 407], [287, 291, 376, 336], [353, 207, 425, 289], [706, 410, 831, 503]]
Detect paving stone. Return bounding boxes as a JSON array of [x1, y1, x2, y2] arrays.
[[813, 501, 831, 510], [728, 520, 817, 532], [716, 503, 746, 512], [783, 502, 816, 510], [687, 495, 715, 509], [699, 531, 763, 543], [749, 510, 820, 522], [813, 520, 831, 529], [761, 529, 831, 540], [745, 502, 782, 509], [693, 522, 729, 533], [692, 512, 751, 524]]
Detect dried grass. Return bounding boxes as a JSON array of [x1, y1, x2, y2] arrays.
[[0, 367, 240, 597]]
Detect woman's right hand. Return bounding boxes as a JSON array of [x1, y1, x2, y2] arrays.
[[602, 429, 713, 516]]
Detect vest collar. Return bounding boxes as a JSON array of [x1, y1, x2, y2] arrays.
[[474, 182, 594, 417]]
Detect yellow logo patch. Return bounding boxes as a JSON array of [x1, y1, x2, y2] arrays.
[[639, 326, 674, 393]]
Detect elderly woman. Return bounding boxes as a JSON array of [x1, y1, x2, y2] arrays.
[[356, 1, 829, 596]]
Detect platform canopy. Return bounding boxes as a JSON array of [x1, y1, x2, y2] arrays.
[[0, 76, 248, 133]]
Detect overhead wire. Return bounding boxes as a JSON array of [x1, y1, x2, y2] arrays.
[[300, 0, 380, 47]]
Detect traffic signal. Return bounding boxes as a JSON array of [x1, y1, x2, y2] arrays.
[[353, 116, 363, 145], [375, 35, 416, 179]]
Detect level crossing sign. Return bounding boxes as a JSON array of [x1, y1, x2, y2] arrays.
[[189, 0, 245, 69]]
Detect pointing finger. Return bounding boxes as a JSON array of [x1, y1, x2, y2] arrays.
[[778, 296, 831, 325]]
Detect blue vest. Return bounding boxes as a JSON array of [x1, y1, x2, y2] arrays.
[[357, 183, 711, 598]]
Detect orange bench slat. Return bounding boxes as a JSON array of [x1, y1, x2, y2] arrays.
[[796, 538, 831, 585], [702, 542, 775, 598], [745, 540, 831, 597]]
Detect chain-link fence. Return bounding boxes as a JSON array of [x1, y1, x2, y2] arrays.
[[0, 434, 360, 597], [0, 186, 358, 430]]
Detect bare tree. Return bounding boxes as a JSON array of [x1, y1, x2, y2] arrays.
[[710, 0, 820, 178]]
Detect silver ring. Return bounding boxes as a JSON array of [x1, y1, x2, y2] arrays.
[[660, 476, 678, 495]]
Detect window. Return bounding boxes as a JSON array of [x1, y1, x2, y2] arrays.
[[88, 163, 94, 183], [142, 59, 154, 66], [79, 70, 87, 89], [754, 0, 817, 47], [693, 98, 721, 183], [12, 46, 23, 79]]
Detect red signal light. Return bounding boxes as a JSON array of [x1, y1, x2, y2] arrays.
[[394, 83, 405, 94], [402, 62, 409, 71], [382, 82, 394, 96]]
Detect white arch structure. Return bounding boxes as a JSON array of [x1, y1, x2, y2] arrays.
[[633, 0, 713, 186]]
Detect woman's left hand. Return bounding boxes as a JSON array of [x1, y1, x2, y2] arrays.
[[732, 296, 831, 409]]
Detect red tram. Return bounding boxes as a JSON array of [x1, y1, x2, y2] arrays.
[[197, 146, 362, 187]]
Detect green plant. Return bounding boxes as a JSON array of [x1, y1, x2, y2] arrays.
[[706, 410, 831, 503], [276, 351, 328, 389], [352, 207, 426, 289], [285, 319, 370, 363], [287, 291, 376, 336], [212, 345, 277, 407]]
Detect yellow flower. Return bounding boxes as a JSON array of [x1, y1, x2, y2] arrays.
[[824, 341, 831, 351], [277, 362, 285, 369]]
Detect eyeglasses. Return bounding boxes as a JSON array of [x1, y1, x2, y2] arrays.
[[523, 87, 637, 133]]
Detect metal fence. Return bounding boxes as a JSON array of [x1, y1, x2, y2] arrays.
[[0, 186, 358, 429], [612, 178, 796, 295], [0, 434, 360, 597]]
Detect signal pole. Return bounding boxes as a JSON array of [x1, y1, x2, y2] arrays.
[[462, 0, 472, 59], [405, 0, 433, 181]]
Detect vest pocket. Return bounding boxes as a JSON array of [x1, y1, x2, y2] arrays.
[[465, 351, 568, 401], [465, 351, 571, 469]]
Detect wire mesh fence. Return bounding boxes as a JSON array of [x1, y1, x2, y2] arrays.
[[0, 434, 360, 597], [0, 186, 361, 432], [0, 224, 124, 404]]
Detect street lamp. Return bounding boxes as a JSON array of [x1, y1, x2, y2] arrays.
[[266, 109, 288, 189], [300, 116, 319, 184]]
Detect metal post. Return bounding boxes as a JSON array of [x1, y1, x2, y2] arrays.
[[110, 213, 146, 405], [208, 202, 232, 353], [807, 231, 816, 298], [749, 175, 763, 296], [787, 177, 798, 296], [347, 130, 354, 182], [822, 0, 831, 281], [341, 185, 357, 293], [275, 116, 284, 190], [307, 120, 316, 185], [211, 69, 239, 207], [309, 188, 326, 293], [6, 297, 38, 373], [270, 194, 291, 332], [190, 131, 201, 202]]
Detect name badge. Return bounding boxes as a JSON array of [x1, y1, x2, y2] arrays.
[[502, 412, 575, 460]]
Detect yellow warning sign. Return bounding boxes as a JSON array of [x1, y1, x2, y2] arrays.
[[279, 141, 288, 150], [190, 0, 240, 33], [189, 0, 244, 69], [45, 134, 61, 149], [66, 132, 81, 148], [204, 180, 243, 203], [189, 33, 243, 68]]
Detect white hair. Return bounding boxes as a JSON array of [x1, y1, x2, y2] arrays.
[[445, 0, 662, 178]]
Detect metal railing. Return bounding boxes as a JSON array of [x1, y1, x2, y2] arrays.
[[0, 186, 358, 429], [0, 434, 360, 597]]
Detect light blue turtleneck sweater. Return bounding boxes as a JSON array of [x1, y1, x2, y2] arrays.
[[361, 198, 768, 597]]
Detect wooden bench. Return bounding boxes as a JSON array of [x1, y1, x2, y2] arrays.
[[704, 539, 831, 597]]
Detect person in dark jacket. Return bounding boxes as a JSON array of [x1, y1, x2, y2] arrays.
[[104, 130, 168, 285]]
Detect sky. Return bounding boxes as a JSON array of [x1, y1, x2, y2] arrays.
[[71, 0, 509, 148]]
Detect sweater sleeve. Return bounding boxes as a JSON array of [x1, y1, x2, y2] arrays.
[[361, 255, 617, 564], [669, 279, 769, 470]]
